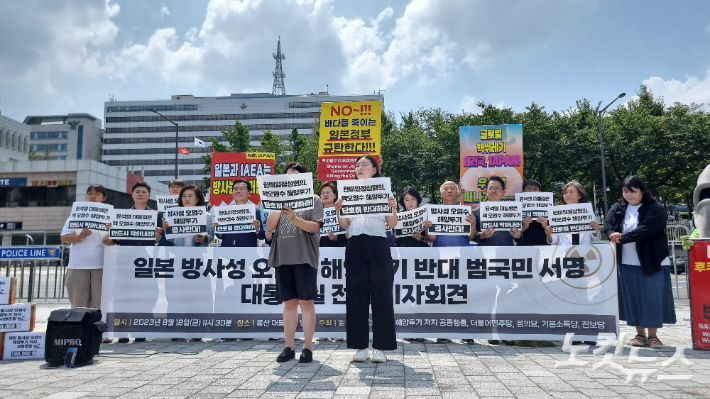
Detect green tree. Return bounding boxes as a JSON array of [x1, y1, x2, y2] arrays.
[[288, 126, 306, 162], [257, 130, 286, 173], [200, 121, 254, 192]]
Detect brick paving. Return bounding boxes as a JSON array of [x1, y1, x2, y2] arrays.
[[0, 304, 708, 398]]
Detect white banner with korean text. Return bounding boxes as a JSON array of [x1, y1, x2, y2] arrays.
[[102, 245, 618, 340]]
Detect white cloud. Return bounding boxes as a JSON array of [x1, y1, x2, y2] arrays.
[[0, 0, 579, 118], [643, 72, 710, 107], [151, 5, 170, 21], [459, 95, 477, 113]]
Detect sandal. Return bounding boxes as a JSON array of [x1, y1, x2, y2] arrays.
[[630, 334, 647, 347], [647, 336, 663, 348]]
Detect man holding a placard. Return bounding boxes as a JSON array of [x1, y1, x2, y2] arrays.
[[61, 185, 110, 313], [427, 181, 477, 247], [214, 179, 264, 247], [264, 162, 323, 364]]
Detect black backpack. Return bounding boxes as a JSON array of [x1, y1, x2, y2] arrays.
[[44, 308, 106, 365]]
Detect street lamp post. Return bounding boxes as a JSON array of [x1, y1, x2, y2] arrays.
[[598, 93, 626, 216], [150, 109, 179, 180]]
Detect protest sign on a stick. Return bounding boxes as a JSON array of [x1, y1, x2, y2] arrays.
[[338, 177, 392, 218], [109, 209, 158, 240], [479, 202, 523, 230], [213, 204, 256, 234], [156, 195, 179, 212], [67, 202, 113, 231], [394, 206, 427, 237], [257, 173, 315, 212], [320, 207, 346, 236], [165, 207, 207, 238], [426, 205, 471, 235], [548, 203, 596, 234], [515, 192, 554, 218]]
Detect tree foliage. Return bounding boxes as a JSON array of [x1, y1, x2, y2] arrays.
[[201, 85, 710, 208]]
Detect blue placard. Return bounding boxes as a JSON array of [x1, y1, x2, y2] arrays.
[[0, 178, 27, 187], [0, 222, 22, 230], [0, 247, 61, 259]]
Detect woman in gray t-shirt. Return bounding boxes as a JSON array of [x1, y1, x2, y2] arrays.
[[266, 162, 324, 364]]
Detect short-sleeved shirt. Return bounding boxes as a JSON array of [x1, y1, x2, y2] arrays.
[[268, 195, 324, 269], [61, 219, 108, 269]]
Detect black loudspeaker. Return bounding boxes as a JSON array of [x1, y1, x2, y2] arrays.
[[44, 308, 107, 365]]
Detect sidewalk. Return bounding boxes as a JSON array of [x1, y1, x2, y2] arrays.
[[0, 304, 708, 399]]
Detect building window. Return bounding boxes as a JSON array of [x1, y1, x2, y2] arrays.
[[104, 112, 319, 123], [30, 131, 68, 139], [31, 144, 68, 151], [104, 123, 312, 134], [106, 105, 198, 113], [77, 126, 83, 160], [289, 102, 322, 108]]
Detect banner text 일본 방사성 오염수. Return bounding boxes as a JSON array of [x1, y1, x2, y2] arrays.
[[102, 244, 619, 341]]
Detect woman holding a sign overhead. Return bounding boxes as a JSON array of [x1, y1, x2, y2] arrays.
[[334, 154, 398, 363], [604, 176, 675, 348], [544, 181, 600, 245]]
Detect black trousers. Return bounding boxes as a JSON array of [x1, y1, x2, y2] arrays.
[[345, 235, 397, 350]]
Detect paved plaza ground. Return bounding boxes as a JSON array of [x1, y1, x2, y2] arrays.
[[0, 304, 708, 399]]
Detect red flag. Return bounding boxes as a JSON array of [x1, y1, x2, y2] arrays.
[[179, 147, 190, 155]]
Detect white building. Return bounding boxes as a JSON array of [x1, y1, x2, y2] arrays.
[[0, 160, 169, 245], [102, 92, 384, 185], [0, 114, 30, 162], [24, 113, 103, 161]]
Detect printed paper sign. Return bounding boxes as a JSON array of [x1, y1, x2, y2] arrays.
[[165, 207, 208, 238], [2, 332, 45, 360], [338, 177, 392, 218], [257, 173, 315, 212], [67, 202, 113, 231], [214, 204, 256, 234], [0, 303, 32, 332], [109, 209, 158, 240], [0, 277, 16, 305], [426, 205, 471, 235], [321, 207, 345, 236], [479, 202, 523, 230], [515, 193, 554, 218], [156, 195, 179, 212], [548, 203, 596, 234], [394, 207, 427, 237]]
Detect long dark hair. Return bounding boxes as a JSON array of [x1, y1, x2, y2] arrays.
[[355, 155, 381, 179], [399, 186, 422, 210], [178, 184, 206, 207], [560, 181, 589, 204], [619, 176, 655, 204]]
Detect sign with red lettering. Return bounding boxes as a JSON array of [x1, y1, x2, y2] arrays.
[[210, 152, 275, 206]]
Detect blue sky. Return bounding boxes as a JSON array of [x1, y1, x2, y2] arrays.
[[1, 0, 709, 123]]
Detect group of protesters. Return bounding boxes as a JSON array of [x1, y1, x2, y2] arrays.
[[60, 153, 676, 363]]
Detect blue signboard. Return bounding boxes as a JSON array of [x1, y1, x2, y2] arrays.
[[0, 247, 61, 259], [0, 222, 22, 230], [0, 178, 27, 187]]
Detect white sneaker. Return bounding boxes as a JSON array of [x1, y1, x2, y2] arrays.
[[352, 348, 369, 362], [371, 349, 387, 363]]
